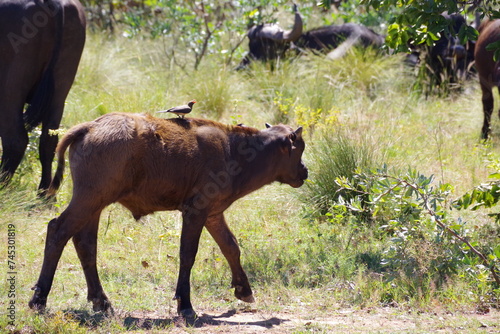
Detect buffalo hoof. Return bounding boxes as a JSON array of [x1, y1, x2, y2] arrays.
[[239, 294, 255, 303], [91, 298, 113, 315], [28, 298, 46, 311], [29, 286, 47, 311], [234, 285, 255, 303], [179, 307, 197, 320], [174, 296, 197, 320]]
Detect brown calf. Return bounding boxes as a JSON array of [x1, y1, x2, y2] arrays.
[[474, 19, 500, 139], [28, 113, 308, 317]]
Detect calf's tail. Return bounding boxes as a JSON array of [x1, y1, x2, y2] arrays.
[[47, 125, 89, 197]]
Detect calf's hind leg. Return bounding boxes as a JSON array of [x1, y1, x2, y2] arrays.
[[29, 209, 87, 310], [29, 204, 99, 310], [205, 214, 254, 303], [72, 211, 112, 313]]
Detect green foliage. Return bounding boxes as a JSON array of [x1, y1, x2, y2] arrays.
[[81, 0, 293, 69], [300, 128, 500, 301], [486, 40, 500, 62], [12, 128, 42, 186], [454, 182, 500, 212], [271, 91, 340, 128], [78, 0, 500, 72], [300, 130, 379, 216], [362, 0, 497, 52], [328, 166, 500, 291], [455, 153, 500, 219], [355, 0, 485, 95], [326, 0, 398, 31]]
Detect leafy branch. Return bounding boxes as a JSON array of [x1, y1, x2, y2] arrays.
[[360, 0, 499, 52], [391, 175, 500, 286], [189, 1, 224, 70], [335, 168, 500, 288]]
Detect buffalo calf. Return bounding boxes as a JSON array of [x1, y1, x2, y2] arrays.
[[29, 113, 308, 317]]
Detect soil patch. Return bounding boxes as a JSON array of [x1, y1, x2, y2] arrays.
[[118, 307, 500, 333]]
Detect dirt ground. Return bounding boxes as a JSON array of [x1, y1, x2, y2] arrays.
[[119, 306, 500, 333]]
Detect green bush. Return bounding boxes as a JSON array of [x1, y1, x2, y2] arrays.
[[300, 128, 380, 216], [330, 167, 500, 303]]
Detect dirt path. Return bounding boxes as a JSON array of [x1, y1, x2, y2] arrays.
[[121, 307, 500, 333]]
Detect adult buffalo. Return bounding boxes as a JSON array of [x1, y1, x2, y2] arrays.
[[474, 19, 500, 139], [237, 4, 303, 69], [28, 113, 308, 318], [294, 23, 385, 60], [407, 13, 476, 87], [237, 5, 384, 69], [0, 0, 86, 195]]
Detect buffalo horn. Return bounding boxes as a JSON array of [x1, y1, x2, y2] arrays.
[[282, 5, 303, 42], [258, 5, 302, 42]]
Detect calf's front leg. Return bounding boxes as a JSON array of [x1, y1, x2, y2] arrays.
[[205, 213, 254, 303]]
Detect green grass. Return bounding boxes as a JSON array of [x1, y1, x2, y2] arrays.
[[300, 129, 381, 214], [2, 30, 500, 333]]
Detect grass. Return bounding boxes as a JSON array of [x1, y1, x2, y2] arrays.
[[300, 129, 381, 214], [1, 30, 500, 333]]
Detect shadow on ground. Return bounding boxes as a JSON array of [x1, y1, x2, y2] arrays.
[[66, 308, 289, 331]]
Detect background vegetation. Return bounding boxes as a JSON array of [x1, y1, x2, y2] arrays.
[[1, 0, 500, 332]]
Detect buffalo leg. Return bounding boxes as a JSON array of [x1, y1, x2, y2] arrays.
[[0, 97, 27, 186], [205, 214, 254, 303], [0, 127, 29, 186], [174, 207, 207, 318], [29, 205, 90, 310], [72, 212, 112, 313], [37, 125, 59, 196], [38, 96, 66, 195], [480, 83, 494, 139]]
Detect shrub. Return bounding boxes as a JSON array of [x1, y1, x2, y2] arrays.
[[330, 166, 500, 303], [300, 128, 379, 216]]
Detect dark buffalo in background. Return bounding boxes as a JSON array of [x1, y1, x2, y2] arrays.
[[407, 13, 476, 88], [0, 0, 86, 195], [474, 19, 500, 139], [294, 23, 385, 59], [237, 5, 303, 69], [237, 5, 385, 69]]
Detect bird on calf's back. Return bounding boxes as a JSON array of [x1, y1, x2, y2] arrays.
[[158, 100, 196, 119]]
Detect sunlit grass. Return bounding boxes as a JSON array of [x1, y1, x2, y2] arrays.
[[2, 28, 500, 332]]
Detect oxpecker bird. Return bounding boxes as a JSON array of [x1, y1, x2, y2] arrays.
[[158, 100, 196, 119]]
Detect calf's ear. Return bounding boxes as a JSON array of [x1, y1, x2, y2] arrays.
[[289, 126, 303, 143], [294, 127, 303, 138], [265, 123, 272, 128]]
